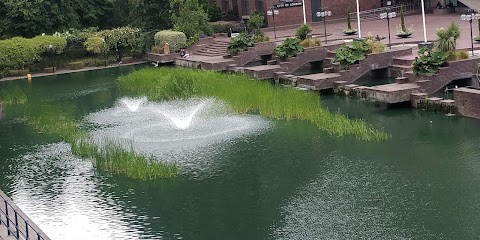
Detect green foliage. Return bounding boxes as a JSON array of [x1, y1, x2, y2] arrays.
[[171, 0, 211, 38], [365, 33, 385, 53], [435, 21, 461, 52], [227, 32, 254, 54], [23, 102, 179, 180], [118, 67, 389, 141], [296, 24, 313, 41], [0, 35, 66, 70], [71, 138, 179, 180], [253, 30, 269, 43], [300, 38, 321, 48], [0, 85, 27, 105], [154, 31, 187, 52], [273, 38, 304, 60], [396, 4, 412, 36], [199, 0, 222, 22], [447, 50, 469, 61], [333, 41, 370, 69], [412, 47, 449, 75], [248, 13, 264, 32], [99, 27, 144, 58], [84, 36, 108, 54]]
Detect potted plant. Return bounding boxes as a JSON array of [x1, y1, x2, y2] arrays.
[[343, 7, 357, 35], [396, 4, 412, 38], [476, 19, 480, 42]]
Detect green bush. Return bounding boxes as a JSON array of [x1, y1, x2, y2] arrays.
[[99, 27, 144, 58], [154, 30, 187, 52], [435, 21, 461, 52], [344, 6, 357, 33], [84, 36, 108, 54], [333, 41, 370, 69], [248, 13, 264, 32], [253, 30, 269, 43], [300, 38, 321, 48], [412, 47, 449, 75], [296, 24, 312, 41], [365, 33, 385, 53], [396, 4, 412, 36], [227, 32, 254, 54], [273, 37, 304, 60], [32, 35, 67, 54], [171, 0, 211, 38], [447, 50, 469, 61]]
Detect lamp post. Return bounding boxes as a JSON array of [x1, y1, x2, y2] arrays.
[[461, 9, 480, 56], [267, 7, 279, 40], [316, 8, 332, 43], [380, 8, 396, 49], [355, 0, 361, 38]]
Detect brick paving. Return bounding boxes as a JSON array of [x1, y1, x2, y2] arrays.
[[262, 13, 480, 50]]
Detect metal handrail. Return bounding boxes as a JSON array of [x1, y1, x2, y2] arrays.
[[352, 1, 421, 21], [0, 191, 49, 240]]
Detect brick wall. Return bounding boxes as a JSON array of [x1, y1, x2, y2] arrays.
[[264, 0, 381, 27]]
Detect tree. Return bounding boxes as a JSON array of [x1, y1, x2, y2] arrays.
[[170, 0, 211, 38]]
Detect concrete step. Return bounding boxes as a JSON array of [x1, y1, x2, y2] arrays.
[[392, 57, 415, 66], [395, 76, 409, 84], [390, 64, 412, 70]]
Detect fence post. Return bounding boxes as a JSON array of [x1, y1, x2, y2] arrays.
[[15, 210, 19, 238], [5, 200, 10, 236], [25, 220, 29, 239]]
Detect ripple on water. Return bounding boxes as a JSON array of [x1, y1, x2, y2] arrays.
[[11, 143, 166, 240], [269, 152, 443, 240]]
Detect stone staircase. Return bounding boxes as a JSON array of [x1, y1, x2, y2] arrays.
[[194, 40, 229, 57]]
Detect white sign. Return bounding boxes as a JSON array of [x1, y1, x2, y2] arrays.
[[267, 11, 273, 16]]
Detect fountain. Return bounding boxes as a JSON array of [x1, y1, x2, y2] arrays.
[[120, 97, 147, 112], [86, 97, 270, 164], [158, 100, 207, 130]]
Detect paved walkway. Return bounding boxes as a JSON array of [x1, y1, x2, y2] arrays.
[[262, 13, 480, 50]]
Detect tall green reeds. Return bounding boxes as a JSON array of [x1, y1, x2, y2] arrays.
[[23, 103, 179, 180], [118, 68, 389, 141], [0, 85, 27, 105]]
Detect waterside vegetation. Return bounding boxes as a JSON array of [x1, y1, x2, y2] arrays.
[[19, 100, 179, 180], [118, 67, 389, 141]]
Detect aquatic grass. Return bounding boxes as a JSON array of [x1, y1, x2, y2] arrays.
[[71, 137, 179, 180], [0, 85, 28, 105], [118, 67, 389, 141], [23, 103, 179, 180]]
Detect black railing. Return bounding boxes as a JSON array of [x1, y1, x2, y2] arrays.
[[0, 190, 49, 240], [352, 1, 422, 21]]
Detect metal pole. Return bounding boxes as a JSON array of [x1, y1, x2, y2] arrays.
[[302, 0, 307, 24], [273, 13, 277, 40], [387, 14, 392, 49], [5, 200, 10, 236], [323, 14, 328, 43], [356, 0, 361, 38], [470, 19, 474, 56], [14, 210, 19, 238], [421, 0, 427, 42]]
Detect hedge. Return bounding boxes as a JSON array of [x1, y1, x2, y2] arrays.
[[0, 35, 67, 69], [154, 30, 187, 52]]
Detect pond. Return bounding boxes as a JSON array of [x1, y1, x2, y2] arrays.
[[1, 66, 480, 239]]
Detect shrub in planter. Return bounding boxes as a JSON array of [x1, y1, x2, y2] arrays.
[[435, 21, 461, 52], [248, 12, 264, 33], [253, 30, 269, 43], [396, 4, 413, 38], [412, 47, 449, 75], [273, 38, 304, 60], [68, 61, 84, 70], [344, 7, 357, 35], [300, 38, 321, 48], [475, 35, 480, 42], [365, 33, 385, 53], [296, 24, 312, 40], [227, 32, 254, 54], [154, 30, 187, 52]]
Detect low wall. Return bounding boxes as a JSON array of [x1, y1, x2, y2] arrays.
[[147, 53, 180, 63], [454, 87, 480, 119], [232, 42, 276, 66]]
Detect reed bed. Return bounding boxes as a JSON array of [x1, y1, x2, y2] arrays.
[[118, 67, 389, 141], [0, 85, 27, 105], [23, 103, 179, 180]]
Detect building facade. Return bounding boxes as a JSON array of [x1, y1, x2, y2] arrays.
[[213, 0, 421, 27]]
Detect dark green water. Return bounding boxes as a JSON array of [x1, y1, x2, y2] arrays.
[[1, 67, 480, 239]]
